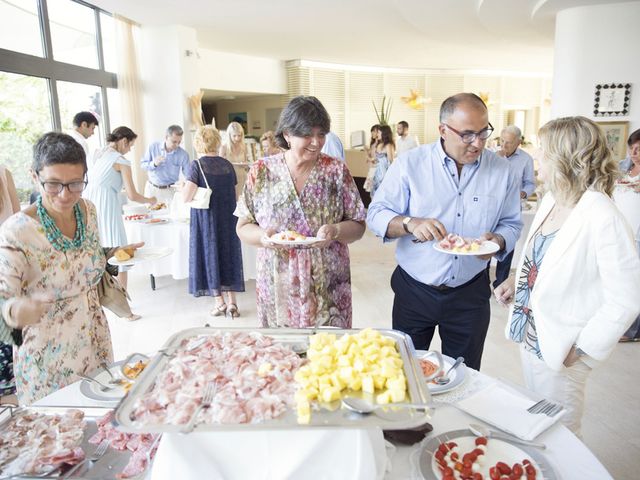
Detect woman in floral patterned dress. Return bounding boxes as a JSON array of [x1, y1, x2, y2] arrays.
[[0, 133, 139, 405], [236, 96, 366, 328]]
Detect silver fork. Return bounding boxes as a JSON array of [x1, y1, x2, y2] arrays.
[[1, 465, 62, 479], [527, 398, 563, 416], [182, 382, 216, 433], [61, 439, 109, 479], [78, 374, 116, 392]]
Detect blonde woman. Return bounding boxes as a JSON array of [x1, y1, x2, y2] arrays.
[[495, 116, 640, 436], [183, 126, 244, 317], [260, 131, 281, 157], [219, 121, 249, 199]]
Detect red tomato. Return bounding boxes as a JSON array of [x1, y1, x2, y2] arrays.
[[525, 464, 536, 476], [451, 452, 460, 462], [447, 442, 458, 449], [489, 466, 501, 480], [472, 474, 483, 480], [512, 463, 524, 476], [475, 436, 488, 446], [496, 462, 511, 475], [435, 450, 445, 461], [454, 461, 464, 472], [442, 466, 454, 476], [472, 448, 484, 457], [443, 475, 455, 480]]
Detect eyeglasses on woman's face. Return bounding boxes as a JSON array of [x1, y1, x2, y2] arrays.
[[443, 122, 494, 144], [38, 177, 88, 195]]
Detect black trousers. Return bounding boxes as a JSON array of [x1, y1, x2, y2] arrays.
[[391, 266, 491, 370], [493, 249, 515, 289]]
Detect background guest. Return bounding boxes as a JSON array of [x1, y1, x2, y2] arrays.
[[321, 131, 345, 161], [68, 111, 98, 165], [182, 126, 244, 317], [235, 96, 365, 328], [140, 125, 190, 204], [492, 125, 537, 288], [363, 124, 381, 193], [85, 126, 155, 298], [0, 133, 138, 405], [368, 124, 396, 198], [495, 116, 640, 436], [614, 128, 640, 342], [220, 121, 249, 199], [0, 164, 20, 404], [395, 120, 419, 156], [260, 131, 281, 157]]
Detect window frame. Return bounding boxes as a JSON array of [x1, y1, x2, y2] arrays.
[[0, 0, 117, 132]]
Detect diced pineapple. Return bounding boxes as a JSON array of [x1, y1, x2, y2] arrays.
[[373, 375, 386, 390], [376, 391, 392, 404], [362, 375, 374, 394], [389, 388, 406, 403], [321, 386, 341, 403]]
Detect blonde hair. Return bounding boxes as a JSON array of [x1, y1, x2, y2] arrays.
[[226, 121, 245, 145], [538, 116, 618, 205], [260, 131, 275, 144], [193, 125, 221, 155]]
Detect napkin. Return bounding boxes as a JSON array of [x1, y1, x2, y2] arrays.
[[455, 382, 565, 441]]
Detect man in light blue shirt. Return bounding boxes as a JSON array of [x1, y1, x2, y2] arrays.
[[141, 125, 190, 203], [367, 93, 522, 370], [321, 131, 345, 161], [493, 125, 536, 288]]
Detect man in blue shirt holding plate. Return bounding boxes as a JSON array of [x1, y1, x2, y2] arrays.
[[367, 93, 522, 370]]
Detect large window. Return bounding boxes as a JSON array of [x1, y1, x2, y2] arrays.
[[0, 0, 117, 201]]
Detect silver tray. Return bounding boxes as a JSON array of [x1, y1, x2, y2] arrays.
[[0, 405, 151, 479], [113, 327, 432, 433]]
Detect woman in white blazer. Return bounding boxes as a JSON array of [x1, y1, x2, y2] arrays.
[[495, 116, 640, 436]]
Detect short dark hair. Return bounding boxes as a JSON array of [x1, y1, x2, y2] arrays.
[[398, 121, 409, 128], [439, 93, 487, 123], [166, 125, 184, 136], [628, 128, 640, 147], [275, 96, 331, 149], [106, 126, 137, 143], [73, 111, 98, 127], [32, 132, 87, 174]]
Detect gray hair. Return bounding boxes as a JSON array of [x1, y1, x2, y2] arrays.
[[439, 93, 487, 123], [275, 96, 330, 149], [502, 125, 522, 139], [166, 125, 184, 137]]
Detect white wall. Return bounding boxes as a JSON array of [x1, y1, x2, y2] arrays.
[[552, 2, 640, 137], [198, 49, 286, 95]]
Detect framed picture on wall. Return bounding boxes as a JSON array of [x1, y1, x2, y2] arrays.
[[596, 121, 629, 160], [593, 83, 631, 116]]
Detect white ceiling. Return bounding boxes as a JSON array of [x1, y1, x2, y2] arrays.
[[89, 0, 632, 73]]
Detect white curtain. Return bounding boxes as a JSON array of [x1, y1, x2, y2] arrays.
[[114, 15, 146, 192]]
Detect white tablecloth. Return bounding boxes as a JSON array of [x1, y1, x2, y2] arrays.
[[124, 217, 256, 281], [34, 367, 612, 480]]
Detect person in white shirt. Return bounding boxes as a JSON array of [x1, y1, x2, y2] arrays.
[[68, 111, 98, 162], [320, 131, 345, 161], [493, 125, 536, 287], [395, 121, 418, 156]]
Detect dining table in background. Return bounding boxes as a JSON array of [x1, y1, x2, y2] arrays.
[[123, 214, 256, 290]]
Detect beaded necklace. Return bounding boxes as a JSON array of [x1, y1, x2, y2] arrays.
[[36, 196, 86, 252]]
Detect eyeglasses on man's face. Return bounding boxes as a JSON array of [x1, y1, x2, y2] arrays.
[[443, 122, 494, 144], [38, 177, 88, 194]]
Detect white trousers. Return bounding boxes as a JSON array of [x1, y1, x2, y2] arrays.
[[520, 347, 591, 438], [144, 182, 176, 204]]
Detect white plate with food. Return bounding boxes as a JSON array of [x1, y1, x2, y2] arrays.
[[123, 214, 151, 222], [143, 218, 170, 226], [433, 235, 499, 256], [79, 361, 131, 403], [108, 247, 173, 266], [268, 231, 321, 246], [416, 351, 467, 395], [420, 429, 555, 479]]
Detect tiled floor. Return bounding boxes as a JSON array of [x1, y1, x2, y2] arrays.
[[113, 229, 639, 479]]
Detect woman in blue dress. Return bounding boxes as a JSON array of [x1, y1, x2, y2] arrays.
[[182, 126, 244, 317], [370, 125, 396, 198], [84, 127, 156, 296]]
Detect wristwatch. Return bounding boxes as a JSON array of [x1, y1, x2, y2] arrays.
[[402, 216, 412, 234]]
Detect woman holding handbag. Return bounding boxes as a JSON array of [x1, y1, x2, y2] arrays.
[[182, 126, 244, 317], [0, 133, 143, 405]]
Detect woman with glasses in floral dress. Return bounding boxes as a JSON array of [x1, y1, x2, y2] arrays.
[[0, 133, 141, 404]]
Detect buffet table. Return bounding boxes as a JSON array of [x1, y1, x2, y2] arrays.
[[123, 216, 256, 289], [34, 365, 612, 480]]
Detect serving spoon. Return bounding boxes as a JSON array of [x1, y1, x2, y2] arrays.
[[341, 397, 432, 415], [434, 356, 464, 385], [468, 423, 546, 449]]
